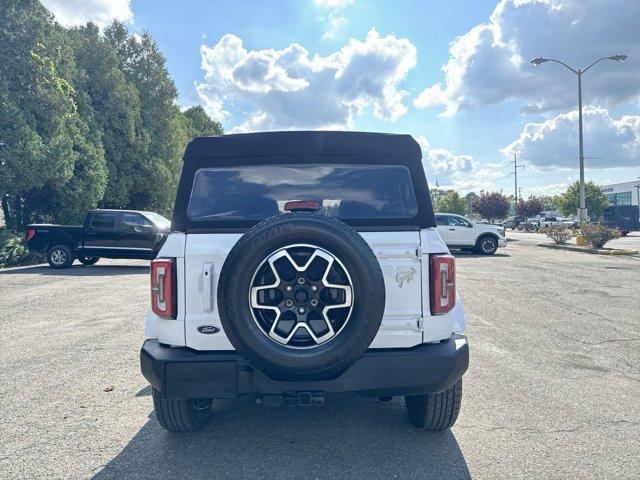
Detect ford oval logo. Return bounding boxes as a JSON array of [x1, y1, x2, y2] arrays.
[[197, 325, 220, 335]]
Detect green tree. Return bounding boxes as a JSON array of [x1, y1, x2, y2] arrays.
[[183, 106, 223, 138], [105, 24, 190, 215], [537, 195, 559, 211], [436, 190, 467, 215], [0, 0, 93, 227], [464, 192, 477, 214], [69, 23, 146, 209], [429, 187, 449, 211], [471, 192, 510, 221], [556, 181, 609, 220], [1, 5, 220, 232]]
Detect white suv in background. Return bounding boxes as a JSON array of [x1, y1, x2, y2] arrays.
[[435, 213, 507, 255]]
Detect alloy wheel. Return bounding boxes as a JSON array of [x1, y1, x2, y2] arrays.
[[481, 239, 496, 254], [249, 244, 354, 349], [50, 249, 67, 265]]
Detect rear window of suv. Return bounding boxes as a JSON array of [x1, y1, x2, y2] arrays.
[[186, 164, 418, 221]]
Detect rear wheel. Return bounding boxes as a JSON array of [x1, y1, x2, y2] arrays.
[[47, 244, 74, 269], [405, 380, 462, 431], [152, 388, 213, 432], [78, 256, 99, 266]]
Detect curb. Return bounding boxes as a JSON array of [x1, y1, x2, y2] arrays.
[[597, 248, 640, 256], [537, 243, 639, 256]]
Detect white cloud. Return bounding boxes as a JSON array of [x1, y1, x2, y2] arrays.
[[314, 0, 355, 40], [415, 0, 639, 116], [521, 182, 571, 197], [41, 0, 133, 28], [322, 14, 349, 40], [502, 106, 640, 169], [314, 0, 354, 7], [197, 29, 417, 131], [416, 135, 505, 192]]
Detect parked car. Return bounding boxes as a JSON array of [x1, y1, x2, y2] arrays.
[[603, 205, 640, 236], [141, 131, 469, 432], [434, 213, 507, 254], [539, 216, 562, 228], [559, 217, 578, 228], [504, 216, 525, 230], [26, 209, 171, 269]]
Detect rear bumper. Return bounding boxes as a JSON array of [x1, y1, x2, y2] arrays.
[[140, 335, 469, 399], [498, 237, 507, 247]]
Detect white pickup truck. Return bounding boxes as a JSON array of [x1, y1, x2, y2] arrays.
[[435, 213, 507, 254], [140, 132, 469, 432]]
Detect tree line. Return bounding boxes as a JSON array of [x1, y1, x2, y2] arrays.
[[431, 180, 609, 221], [0, 0, 222, 231]]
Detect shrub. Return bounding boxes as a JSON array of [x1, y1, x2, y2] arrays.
[[540, 226, 573, 244], [0, 228, 42, 268], [579, 224, 620, 249]]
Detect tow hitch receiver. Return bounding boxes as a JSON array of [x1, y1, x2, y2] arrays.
[[259, 391, 325, 407]]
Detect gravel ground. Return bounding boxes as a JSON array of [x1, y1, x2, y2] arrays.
[[1, 235, 639, 479]]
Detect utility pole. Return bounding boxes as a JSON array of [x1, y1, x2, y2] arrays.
[[509, 153, 524, 210]]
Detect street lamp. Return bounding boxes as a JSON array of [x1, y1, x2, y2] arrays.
[[530, 54, 628, 222]]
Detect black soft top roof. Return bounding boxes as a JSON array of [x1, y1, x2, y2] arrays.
[[173, 131, 435, 232], [183, 131, 421, 161]]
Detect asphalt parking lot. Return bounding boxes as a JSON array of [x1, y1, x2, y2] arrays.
[[1, 233, 639, 479]]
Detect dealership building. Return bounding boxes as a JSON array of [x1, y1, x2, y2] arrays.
[[601, 180, 640, 207]]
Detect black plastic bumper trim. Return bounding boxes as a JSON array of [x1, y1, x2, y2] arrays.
[[140, 336, 469, 399]]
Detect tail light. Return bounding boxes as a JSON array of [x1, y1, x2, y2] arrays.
[[25, 229, 36, 241], [430, 254, 455, 315], [151, 258, 176, 319]]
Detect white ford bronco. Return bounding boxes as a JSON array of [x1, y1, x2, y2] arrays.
[[141, 131, 469, 432]]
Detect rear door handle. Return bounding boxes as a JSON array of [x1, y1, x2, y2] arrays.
[[202, 262, 215, 312], [449, 228, 456, 231]]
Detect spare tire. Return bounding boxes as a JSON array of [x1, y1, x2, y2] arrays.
[[217, 212, 385, 380]]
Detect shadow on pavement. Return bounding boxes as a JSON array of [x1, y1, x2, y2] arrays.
[[135, 385, 152, 397], [93, 394, 469, 480], [0, 264, 149, 276]]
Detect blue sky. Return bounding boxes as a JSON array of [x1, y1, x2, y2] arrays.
[[41, 0, 640, 196]]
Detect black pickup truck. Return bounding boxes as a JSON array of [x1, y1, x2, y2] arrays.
[[26, 209, 171, 269]]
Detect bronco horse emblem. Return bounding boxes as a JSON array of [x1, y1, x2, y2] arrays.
[[396, 267, 417, 288]]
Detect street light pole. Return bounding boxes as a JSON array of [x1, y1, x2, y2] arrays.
[[577, 70, 585, 221], [530, 54, 628, 222]]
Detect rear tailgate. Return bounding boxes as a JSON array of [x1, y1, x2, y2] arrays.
[[181, 229, 463, 351], [25, 224, 83, 253]]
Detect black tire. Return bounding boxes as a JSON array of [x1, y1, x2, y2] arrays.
[[47, 244, 74, 269], [152, 388, 213, 432], [475, 235, 498, 255], [405, 380, 462, 431], [217, 212, 385, 380], [78, 256, 100, 266]]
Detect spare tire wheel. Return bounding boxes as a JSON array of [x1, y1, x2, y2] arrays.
[[217, 212, 385, 380]]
